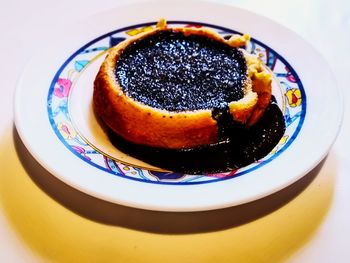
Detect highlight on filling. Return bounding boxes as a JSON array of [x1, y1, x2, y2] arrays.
[[115, 30, 248, 112]]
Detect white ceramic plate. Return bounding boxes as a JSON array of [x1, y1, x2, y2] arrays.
[[14, 0, 342, 211]]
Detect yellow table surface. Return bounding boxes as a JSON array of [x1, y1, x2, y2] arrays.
[[0, 128, 337, 262]]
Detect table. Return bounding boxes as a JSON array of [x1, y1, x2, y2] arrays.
[[0, 0, 349, 262]]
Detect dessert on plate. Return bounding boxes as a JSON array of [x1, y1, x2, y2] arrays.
[[93, 19, 273, 150], [93, 19, 285, 173]]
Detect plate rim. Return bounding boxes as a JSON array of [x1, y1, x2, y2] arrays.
[[14, 0, 343, 211]]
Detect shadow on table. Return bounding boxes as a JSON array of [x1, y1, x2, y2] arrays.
[[14, 127, 324, 234]]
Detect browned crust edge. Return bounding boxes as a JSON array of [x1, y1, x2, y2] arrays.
[[93, 26, 271, 149]]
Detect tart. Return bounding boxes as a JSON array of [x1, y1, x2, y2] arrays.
[[93, 19, 272, 149]]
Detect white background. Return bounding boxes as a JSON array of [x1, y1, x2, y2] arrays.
[[1, 0, 349, 262]]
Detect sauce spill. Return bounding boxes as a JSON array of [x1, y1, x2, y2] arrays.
[[108, 97, 285, 174]]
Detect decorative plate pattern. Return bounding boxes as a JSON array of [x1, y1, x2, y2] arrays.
[[47, 21, 306, 185]]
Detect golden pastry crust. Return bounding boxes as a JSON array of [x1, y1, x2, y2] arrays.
[[93, 23, 272, 149]]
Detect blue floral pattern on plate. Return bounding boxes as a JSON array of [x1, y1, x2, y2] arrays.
[[47, 21, 306, 185]]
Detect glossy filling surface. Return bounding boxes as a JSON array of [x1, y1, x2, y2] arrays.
[[115, 30, 247, 111]]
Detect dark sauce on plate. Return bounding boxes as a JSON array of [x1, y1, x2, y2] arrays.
[[108, 97, 285, 174]]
